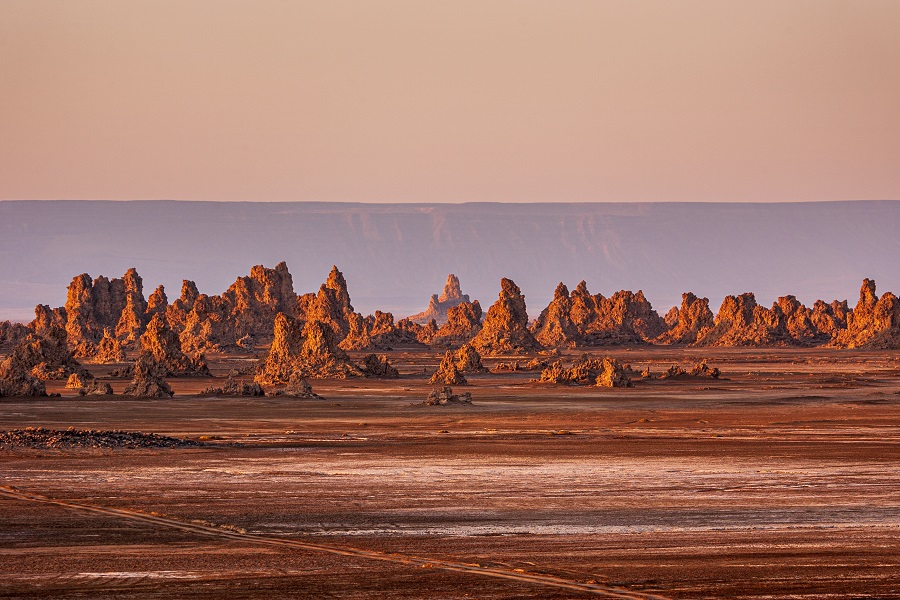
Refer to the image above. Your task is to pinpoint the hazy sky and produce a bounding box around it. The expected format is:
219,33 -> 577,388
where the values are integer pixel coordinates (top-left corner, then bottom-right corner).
2,1 -> 899,202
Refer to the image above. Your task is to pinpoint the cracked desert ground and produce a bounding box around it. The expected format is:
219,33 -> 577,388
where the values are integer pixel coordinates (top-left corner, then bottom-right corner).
2,347 -> 899,599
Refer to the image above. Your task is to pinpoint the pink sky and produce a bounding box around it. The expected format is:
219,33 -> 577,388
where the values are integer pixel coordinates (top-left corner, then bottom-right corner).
2,1 -> 899,202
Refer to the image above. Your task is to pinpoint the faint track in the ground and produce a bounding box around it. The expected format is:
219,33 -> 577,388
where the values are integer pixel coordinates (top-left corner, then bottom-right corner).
0,485 -> 669,599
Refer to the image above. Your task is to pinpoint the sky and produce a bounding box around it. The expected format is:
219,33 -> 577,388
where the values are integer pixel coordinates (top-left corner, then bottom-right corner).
1,1 -> 899,203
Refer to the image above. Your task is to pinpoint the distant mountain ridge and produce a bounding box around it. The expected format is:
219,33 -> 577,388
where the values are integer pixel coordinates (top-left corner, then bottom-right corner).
1,200 -> 898,322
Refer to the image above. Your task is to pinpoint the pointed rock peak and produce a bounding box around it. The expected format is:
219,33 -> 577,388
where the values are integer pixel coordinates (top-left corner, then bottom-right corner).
325,265 -> 352,312
326,265 -> 346,290
860,278 -> 877,305
573,280 -> 590,296
553,282 -> 569,300
147,285 -> 168,313
123,268 -> 143,293
499,278 -> 522,299
438,274 -> 464,303
180,280 -> 200,303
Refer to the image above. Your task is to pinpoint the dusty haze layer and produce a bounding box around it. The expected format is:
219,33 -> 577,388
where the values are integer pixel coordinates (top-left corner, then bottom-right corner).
1,200 -> 898,322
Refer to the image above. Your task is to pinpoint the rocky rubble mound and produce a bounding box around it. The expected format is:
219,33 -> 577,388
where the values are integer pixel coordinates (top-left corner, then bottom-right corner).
255,314 -> 362,383
424,386 -> 472,405
201,376 -> 265,397
123,354 -> 174,398
655,293 -> 715,345
360,354 -> 400,378
659,361 -> 721,380
471,278 -> 541,355
539,356 -> 632,387
77,381 -> 114,396
0,427 -> 204,450
408,274 -> 471,325
430,350 -> 467,385
831,279 -> 900,349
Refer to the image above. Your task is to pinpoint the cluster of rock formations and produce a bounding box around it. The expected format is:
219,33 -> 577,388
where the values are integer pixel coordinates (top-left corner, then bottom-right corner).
408,274 -> 470,324
538,356 -> 632,388
3,262 -> 900,398
424,386 -> 472,406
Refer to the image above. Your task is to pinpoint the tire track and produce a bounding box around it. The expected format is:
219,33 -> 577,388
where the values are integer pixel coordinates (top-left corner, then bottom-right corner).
1,485 -> 668,599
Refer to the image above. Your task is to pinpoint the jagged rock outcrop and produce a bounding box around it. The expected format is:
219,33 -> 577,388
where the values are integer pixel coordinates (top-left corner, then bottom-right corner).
123,354 -> 173,398
430,350 -> 467,385
832,279 -> 900,348
694,293 -> 794,347
655,293 -> 715,345
338,312 -> 373,350
58,269 -> 149,353
811,299 -> 850,338
178,263 -> 297,352
78,381 -> 114,396
454,343 -> 487,373
594,357 -> 632,388
222,262 -> 297,339
471,278 -> 541,355
431,301 -> 483,346
0,370 -> 46,397
774,295 -> 825,345
90,329 -> 126,363
0,327 -> 85,382
0,320 -> 33,351
166,280 -> 200,332
582,288 -> 666,345
408,274 -> 471,325
113,269 -> 149,344
530,281 -> 666,346
146,285 -> 168,317
299,266 -> 354,341
339,311 -> 426,351
30,304 -> 67,340
425,386 -> 472,405
178,294 -> 233,354
530,283 -> 582,347
255,314 -> 362,383
538,356 -> 631,387
200,376 -> 265,397
65,372 -> 92,388
139,314 -> 208,376
360,354 -> 400,378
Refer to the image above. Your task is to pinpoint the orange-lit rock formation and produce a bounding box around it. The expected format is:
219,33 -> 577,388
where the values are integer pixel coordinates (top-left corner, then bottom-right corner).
471,278 -> 541,355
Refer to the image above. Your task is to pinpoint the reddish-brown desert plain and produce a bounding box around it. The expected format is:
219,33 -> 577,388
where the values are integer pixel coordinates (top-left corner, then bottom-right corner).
2,347 -> 899,599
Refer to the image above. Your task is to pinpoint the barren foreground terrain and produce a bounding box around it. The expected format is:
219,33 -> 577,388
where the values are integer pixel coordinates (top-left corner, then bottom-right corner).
2,348 -> 900,598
